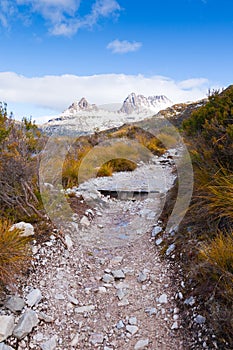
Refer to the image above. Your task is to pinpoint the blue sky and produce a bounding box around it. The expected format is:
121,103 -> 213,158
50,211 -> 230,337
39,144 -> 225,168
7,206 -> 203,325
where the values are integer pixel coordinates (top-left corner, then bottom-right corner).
0,0 -> 233,122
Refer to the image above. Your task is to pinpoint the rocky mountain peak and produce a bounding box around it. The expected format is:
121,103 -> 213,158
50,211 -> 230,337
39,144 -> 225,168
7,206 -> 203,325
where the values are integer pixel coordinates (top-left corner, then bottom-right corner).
119,93 -> 172,114
66,98 -> 98,114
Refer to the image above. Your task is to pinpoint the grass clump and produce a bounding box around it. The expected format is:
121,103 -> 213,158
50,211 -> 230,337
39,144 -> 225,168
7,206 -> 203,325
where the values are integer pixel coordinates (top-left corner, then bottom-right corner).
0,219 -> 31,290
97,158 -> 137,177
97,162 -> 113,177
200,231 -> 233,276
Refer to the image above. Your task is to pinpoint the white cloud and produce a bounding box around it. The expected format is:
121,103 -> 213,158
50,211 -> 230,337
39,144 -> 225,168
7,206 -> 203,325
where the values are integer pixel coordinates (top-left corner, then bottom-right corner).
0,0 -> 121,36
0,0 -> 16,27
178,78 -> 209,89
107,39 -> 142,54
0,71 -> 216,122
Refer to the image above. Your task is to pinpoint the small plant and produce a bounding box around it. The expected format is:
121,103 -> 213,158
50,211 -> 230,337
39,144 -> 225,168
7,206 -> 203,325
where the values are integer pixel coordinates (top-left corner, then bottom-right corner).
0,219 -> 32,289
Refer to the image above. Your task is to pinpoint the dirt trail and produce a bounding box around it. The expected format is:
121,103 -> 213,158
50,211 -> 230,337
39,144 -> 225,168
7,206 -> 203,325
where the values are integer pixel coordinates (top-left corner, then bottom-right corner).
4,154 -> 187,349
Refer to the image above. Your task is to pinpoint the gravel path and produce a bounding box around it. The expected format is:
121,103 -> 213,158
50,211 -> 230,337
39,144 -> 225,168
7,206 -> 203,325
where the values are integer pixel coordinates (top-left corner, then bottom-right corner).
1,154 -> 187,349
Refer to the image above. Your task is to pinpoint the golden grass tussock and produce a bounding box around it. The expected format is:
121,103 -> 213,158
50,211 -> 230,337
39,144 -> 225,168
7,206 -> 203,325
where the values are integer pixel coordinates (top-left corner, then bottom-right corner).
196,167 -> 233,221
0,219 -> 32,289
199,231 -> 233,276
97,162 -> 113,177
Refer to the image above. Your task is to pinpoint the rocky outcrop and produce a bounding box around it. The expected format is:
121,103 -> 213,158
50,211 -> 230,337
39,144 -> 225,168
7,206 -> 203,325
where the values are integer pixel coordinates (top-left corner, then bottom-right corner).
66,97 -> 98,114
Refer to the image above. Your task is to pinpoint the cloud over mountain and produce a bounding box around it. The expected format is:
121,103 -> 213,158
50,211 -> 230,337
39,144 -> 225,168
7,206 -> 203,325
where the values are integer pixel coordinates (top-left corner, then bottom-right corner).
0,72 -> 215,121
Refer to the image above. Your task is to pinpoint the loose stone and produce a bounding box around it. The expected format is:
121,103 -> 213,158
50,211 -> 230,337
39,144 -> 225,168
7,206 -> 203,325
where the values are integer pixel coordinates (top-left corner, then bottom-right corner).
134,338 -> 149,349
89,333 -> 104,345
5,296 -> 25,313
0,316 -> 15,342
13,310 -> 39,340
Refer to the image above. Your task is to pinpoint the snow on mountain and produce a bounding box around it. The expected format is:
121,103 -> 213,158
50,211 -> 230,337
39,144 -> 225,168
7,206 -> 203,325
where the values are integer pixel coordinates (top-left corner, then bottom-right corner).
119,93 -> 172,114
64,97 -> 98,115
42,94 -> 173,136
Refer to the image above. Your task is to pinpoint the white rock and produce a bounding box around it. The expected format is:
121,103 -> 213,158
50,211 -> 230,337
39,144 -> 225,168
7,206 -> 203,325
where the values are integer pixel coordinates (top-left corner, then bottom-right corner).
128,317 -> 137,325
102,274 -> 114,283
0,343 -> 14,350
5,296 -> 25,313
118,298 -> 129,307
137,271 -> 147,283
0,316 -> 15,342
33,333 -> 44,342
145,307 -> 157,316
184,296 -> 195,306
80,216 -> 90,227
117,289 -> 127,300
10,222 -> 34,237
64,235 -> 73,250
37,312 -> 54,323
134,338 -> 149,349
26,289 -> 42,307
67,295 -> 79,305
13,310 -> 39,339
171,321 -> 179,330
126,325 -> 138,335
70,333 -> 79,347
75,305 -> 95,314
155,238 -> 163,245
111,270 -> 125,279
116,320 -> 125,329
158,294 -> 168,304
40,336 -> 57,350
89,333 -> 104,345
151,226 -> 162,237
110,256 -> 123,264
194,315 -> 206,324
166,244 -> 176,256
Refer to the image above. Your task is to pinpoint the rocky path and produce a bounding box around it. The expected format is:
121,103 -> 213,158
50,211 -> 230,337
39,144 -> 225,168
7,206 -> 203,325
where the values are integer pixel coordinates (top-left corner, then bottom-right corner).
0,153 -> 188,350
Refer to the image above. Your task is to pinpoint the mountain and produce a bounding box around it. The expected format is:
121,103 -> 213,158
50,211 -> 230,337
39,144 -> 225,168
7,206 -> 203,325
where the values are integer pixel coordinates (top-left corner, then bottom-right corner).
119,93 -> 172,114
64,98 -> 98,115
42,93 -> 173,136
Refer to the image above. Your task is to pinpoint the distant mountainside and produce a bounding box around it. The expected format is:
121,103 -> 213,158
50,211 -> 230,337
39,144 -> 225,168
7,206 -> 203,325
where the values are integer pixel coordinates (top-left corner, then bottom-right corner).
42,93 -> 173,136
119,93 -> 172,114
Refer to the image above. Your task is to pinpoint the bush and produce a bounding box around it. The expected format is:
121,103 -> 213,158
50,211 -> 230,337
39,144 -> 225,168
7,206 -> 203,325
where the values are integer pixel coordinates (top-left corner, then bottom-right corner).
0,104 -> 45,221
0,219 -> 31,289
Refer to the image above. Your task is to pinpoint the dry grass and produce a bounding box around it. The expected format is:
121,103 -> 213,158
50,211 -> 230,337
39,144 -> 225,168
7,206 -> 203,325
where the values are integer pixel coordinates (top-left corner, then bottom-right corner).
97,162 -> 113,177
201,169 -> 233,221
200,231 -> 233,276
0,219 -> 31,289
